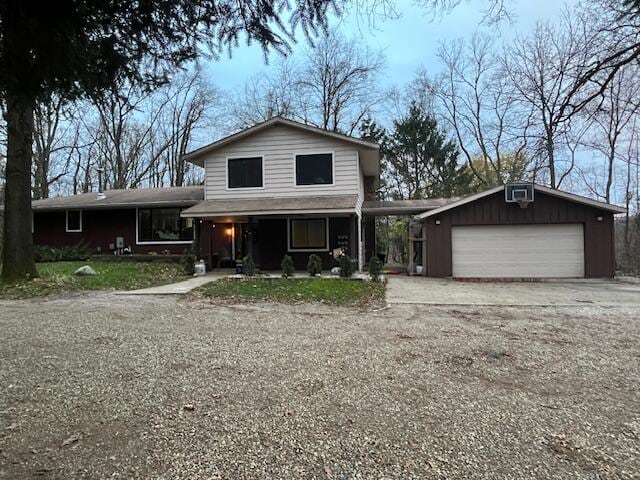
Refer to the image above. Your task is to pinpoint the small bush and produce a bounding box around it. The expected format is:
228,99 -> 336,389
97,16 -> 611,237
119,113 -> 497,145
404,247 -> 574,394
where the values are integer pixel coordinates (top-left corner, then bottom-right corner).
281,255 -> 295,277
368,256 -> 383,282
34,242 -> 92,263
181,249 -> 196,275
243,255 -> 256,276
338,255 -> 354,278
307,254 -> 322,276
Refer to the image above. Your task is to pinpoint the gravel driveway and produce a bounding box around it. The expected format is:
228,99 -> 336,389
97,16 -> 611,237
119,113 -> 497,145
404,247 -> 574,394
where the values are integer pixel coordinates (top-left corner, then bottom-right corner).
1,294 -> 639,479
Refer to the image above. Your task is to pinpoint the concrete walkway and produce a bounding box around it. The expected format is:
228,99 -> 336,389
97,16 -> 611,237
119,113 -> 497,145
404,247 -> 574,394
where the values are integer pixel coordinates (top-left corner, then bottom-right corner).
117,273 -> 225,295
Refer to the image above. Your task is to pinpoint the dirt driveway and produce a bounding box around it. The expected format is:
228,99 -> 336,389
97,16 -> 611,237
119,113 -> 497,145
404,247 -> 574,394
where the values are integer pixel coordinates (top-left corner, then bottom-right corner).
1,293 -> 639,479
386,276 -> 640,306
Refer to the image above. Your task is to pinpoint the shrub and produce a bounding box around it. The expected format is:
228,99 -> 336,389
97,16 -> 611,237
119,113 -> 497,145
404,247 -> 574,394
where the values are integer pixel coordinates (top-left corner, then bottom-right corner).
307,254 -> 322,276
368,256 -> 383,282
243,255 -> 256,276
338,255 -> 354,278
34,242 -> 92,262
181,249 -> 196,275
281,255 -> 295,277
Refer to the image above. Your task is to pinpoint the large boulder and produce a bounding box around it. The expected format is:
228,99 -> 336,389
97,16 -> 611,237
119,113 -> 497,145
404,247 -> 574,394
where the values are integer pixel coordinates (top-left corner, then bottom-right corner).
74,265 -> 97,276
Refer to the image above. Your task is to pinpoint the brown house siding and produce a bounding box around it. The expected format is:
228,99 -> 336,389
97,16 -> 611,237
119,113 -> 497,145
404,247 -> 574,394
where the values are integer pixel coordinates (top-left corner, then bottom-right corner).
33,209 -> 192,255
423,190 -> 616,278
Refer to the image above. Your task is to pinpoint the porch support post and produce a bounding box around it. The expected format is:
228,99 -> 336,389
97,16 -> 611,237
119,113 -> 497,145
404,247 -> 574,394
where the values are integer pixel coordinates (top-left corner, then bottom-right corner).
422,221 -> 428,276
247,216 -> 254,259
408,223 -> 414,276
357,213 -> 363,272
192,218 -> 199,256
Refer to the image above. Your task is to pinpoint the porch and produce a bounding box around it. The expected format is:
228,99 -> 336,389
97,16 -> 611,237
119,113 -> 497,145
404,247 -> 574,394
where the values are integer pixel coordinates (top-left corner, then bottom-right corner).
181,195 -> 365,272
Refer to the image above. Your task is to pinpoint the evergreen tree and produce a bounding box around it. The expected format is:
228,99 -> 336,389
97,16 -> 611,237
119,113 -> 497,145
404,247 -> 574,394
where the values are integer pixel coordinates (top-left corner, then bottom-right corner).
381,102 -> 470,199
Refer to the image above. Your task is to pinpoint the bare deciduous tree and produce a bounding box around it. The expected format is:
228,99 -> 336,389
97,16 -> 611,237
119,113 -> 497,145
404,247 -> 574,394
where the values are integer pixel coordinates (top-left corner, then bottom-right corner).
229,60 -> 300,128
155,68 -> 221,187
229,31 -> 385,135
424,34 -> 530,187
503,13 -> 598,188
582,66 -> 640,203
299,31 -> 385,134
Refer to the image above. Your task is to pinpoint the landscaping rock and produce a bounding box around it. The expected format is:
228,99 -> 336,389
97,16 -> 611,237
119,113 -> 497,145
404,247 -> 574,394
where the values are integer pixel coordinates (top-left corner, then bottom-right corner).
330,267 -> 340,276
74,265 -> 96,276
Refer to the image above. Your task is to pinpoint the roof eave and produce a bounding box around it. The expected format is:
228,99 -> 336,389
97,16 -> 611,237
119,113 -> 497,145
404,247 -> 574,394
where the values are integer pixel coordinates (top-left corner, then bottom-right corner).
416,184 -> 627,220
31,199 -> 201,212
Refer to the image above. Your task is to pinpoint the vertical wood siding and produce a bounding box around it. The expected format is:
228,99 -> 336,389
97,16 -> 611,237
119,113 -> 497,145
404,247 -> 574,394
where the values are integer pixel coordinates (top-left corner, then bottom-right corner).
424,190 -> 617,278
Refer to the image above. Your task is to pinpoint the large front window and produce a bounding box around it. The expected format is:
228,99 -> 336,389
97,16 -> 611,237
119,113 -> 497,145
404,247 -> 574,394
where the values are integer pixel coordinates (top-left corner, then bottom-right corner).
228,156 -> 263,188
137,208 -> 193,243
289,218 -> 328,251
295,153 -> 333,185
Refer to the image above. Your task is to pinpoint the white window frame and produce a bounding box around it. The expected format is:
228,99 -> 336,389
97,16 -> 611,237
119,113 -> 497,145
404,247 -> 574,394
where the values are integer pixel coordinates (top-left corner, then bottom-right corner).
65,209 -> 83,233
287,217 -> 330,252
135,207 -> 194,245
293,151 -> 335,187
226,155 -> 265,190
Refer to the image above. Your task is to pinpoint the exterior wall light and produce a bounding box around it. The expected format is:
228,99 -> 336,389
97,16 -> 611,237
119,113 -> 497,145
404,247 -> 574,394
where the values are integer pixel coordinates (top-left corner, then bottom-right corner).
596,216 -> 603,222
435,219 -> 441,225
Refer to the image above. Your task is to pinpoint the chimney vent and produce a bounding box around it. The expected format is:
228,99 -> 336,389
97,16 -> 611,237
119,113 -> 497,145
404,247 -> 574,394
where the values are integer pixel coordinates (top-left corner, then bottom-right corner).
97,168 -> 106,199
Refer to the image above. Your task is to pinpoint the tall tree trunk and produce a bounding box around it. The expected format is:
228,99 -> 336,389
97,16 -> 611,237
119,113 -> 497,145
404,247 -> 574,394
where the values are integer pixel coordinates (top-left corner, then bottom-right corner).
547,131 -> 556,189
2,92 -> 38,281
605,149 -> 615,204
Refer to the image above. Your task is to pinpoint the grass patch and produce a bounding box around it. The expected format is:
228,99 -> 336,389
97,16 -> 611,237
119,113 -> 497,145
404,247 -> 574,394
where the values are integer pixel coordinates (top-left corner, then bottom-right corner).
192,277 -> 386,307
0,261 -> 186,299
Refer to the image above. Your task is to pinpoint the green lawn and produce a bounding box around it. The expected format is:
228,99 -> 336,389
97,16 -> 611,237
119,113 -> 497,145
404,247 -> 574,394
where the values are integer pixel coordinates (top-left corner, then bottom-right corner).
0,261 -> 186,299
192,277 -> 386,307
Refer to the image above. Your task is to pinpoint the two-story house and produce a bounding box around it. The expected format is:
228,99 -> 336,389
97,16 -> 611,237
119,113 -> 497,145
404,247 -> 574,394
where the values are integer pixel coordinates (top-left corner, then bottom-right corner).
28,116 -> 626,277
180,117 -> 380,271
29,117 -> 383,272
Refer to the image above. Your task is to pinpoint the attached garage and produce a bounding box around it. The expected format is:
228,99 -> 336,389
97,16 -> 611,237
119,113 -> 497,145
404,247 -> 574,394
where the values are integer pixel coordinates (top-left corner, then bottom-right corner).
416,184 -> 626,279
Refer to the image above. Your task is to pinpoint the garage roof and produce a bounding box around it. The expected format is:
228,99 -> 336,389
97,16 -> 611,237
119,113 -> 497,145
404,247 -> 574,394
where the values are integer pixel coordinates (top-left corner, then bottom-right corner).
415,184 -> 627,220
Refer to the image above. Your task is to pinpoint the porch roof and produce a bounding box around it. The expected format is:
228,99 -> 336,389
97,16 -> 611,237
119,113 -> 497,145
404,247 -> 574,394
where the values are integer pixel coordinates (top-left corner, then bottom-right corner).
361,198 -> 456,216
180,194 -> 359,218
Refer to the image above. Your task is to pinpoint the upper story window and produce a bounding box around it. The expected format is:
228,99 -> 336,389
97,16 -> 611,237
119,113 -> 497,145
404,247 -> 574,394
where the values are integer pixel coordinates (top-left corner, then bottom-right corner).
295,153 -> 333,186
66,210 -> 82,232
227,156 -> 263,189
137,208 -> 193,243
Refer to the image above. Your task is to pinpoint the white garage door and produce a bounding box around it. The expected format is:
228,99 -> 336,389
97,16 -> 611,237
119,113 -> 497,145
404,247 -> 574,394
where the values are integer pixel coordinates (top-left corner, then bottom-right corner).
451,224 -> 585,278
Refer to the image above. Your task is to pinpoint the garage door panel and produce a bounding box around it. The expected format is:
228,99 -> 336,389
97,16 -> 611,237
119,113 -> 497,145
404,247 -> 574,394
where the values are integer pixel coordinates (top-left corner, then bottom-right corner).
452,224 -> 584,278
